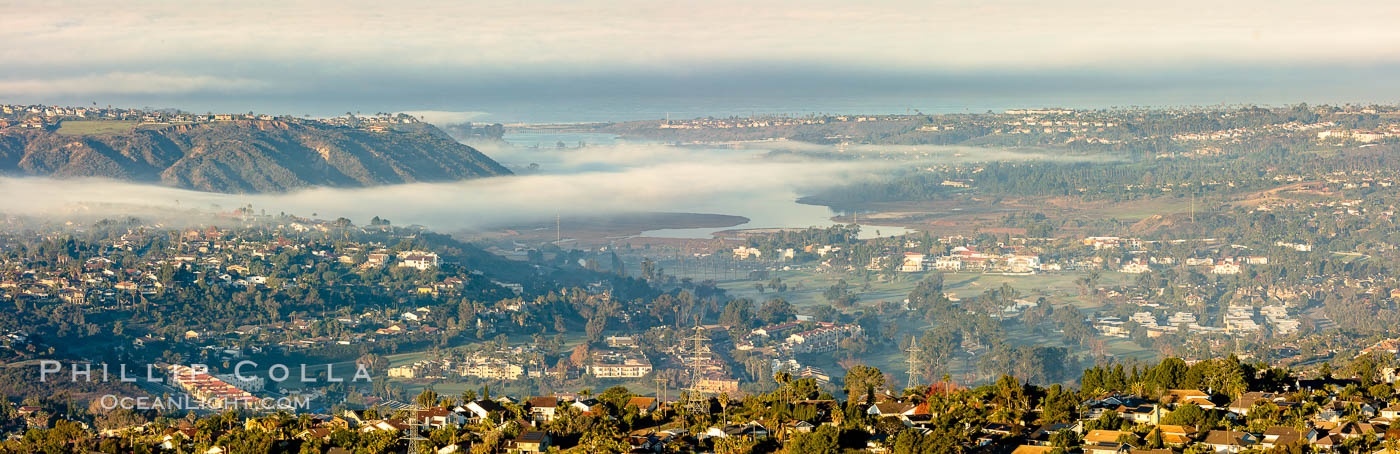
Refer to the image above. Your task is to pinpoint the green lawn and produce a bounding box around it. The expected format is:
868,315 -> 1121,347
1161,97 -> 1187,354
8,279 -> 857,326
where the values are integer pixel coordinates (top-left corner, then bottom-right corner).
56,120 -> 138,136
718,267 -> 1131,313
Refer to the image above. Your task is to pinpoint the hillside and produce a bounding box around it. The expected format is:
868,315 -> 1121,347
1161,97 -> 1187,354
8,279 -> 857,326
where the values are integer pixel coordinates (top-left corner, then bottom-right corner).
0,120 -> 511,193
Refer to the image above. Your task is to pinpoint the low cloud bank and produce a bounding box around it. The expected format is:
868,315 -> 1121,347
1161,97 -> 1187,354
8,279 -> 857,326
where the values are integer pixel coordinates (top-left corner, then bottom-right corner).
0,140 -> 1097,231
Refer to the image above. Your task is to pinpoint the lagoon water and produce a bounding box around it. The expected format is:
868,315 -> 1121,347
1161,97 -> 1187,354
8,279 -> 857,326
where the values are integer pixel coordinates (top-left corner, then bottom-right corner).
499,131 -> 913,239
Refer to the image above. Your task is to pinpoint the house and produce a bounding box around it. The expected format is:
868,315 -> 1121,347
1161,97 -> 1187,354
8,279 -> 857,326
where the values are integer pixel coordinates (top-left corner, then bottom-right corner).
1261,426 -> 1314,449
506,431 -> 550,454
1160,389 -> 1214,409
1200,430 -> 1256,453
1028,422 -> 1082,445
571,398 -> 603,415
464,399 -> 506,422
703,421 -> 769,440
1083,441 -> 1130,454
1312,433 -> 1344,451
786,420 -> 815,433
867,401 -> 917,419
528,397 -> 559,423
1155,425 -> 1196,446
1010,446 -> 1057,454
1227,392 -> 1280,415
359,419 -> 409,433
1084,430 -> 1135,445
1332,421 -> 1380,439
981,422 -> 1014,437
297,428 -> 334,442
625,396 -> 658,415
1115,403 -> 1162,424
415,407 -> 466,429
161,428 -> 199,450
1382,403 -> 1400,420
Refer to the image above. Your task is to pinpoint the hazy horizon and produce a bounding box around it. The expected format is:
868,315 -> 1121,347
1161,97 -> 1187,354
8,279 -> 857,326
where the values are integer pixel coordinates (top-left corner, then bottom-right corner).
5,1 -> 1400,122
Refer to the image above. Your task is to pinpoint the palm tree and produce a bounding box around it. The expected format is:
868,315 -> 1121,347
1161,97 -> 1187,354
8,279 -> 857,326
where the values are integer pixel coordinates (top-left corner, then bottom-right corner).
717,392 -> 731,427
774,371 -> 793,403
677,390 -> 691,426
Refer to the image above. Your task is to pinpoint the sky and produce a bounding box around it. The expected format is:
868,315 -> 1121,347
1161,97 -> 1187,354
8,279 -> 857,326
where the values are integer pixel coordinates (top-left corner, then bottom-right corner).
4,0 -> 1400,122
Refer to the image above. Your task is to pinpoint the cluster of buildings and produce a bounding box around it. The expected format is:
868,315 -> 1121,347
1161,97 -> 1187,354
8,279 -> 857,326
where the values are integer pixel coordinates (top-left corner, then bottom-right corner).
0,103 -> 421,133
587,348 -> 654,379
1101,304 -> 1300,339
657,114 -> 891,130
1171,121 -> 1335,144
1317,127 -> 1400,143
925,247 -> 1042,274
388,348 -> 542,381
738,320 -> 865,355
1118,256 -> 1267,275
166,365 -> 260,410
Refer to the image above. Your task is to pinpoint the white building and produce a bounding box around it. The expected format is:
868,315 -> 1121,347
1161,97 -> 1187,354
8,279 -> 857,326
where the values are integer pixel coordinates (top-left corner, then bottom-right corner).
899,253 -> 926,272
397,252 -> 440,271
1006,255 -> 1041,273
933,256 -> 963,271
733,246 -> 762,259
1212,263 -> 1242,275
1120,262 -> 1151,274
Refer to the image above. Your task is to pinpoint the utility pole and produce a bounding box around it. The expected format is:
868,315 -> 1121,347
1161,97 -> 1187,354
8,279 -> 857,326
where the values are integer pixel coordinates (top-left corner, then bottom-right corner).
1190,192 -> 1196,224
654,377 -> 668,403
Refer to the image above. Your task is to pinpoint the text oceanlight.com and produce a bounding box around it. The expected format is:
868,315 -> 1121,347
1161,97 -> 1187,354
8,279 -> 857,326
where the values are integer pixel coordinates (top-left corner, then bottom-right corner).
96,395 -> 314,411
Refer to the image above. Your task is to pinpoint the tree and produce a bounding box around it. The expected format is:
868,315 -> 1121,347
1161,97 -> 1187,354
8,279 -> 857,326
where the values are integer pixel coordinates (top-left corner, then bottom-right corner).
1162,403 -> 1209,427
1049,429 -> 1080,448
875,416 -> 907,435
758,298 -> 796,324
416,388 -> 439,408
789,425 -> 841,454
570,344 -> 590,368
580,422 -> 629,454
717,392 -> 731,427
1146,428 -> 1165,449
843,365 -> 885,403
823,280 -> 857,307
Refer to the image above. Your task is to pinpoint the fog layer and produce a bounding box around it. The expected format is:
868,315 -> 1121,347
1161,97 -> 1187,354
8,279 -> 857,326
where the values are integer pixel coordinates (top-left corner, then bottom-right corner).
0,140 -> 1085,231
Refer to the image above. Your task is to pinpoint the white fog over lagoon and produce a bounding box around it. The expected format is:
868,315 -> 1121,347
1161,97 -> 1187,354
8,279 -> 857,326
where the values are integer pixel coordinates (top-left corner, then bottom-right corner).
0,135 -> 1102,238
0,140 -> 888,235
492,131 -> 914,239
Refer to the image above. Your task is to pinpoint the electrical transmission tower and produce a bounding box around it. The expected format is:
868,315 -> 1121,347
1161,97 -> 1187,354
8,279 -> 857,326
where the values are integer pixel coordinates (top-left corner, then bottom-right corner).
682,324 -> 713,411
403,403 -> 427,454
905,335 -> 922,388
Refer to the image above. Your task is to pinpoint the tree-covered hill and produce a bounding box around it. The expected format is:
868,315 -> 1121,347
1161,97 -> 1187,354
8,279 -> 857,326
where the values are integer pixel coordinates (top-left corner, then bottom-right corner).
0,120 -> 511,193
